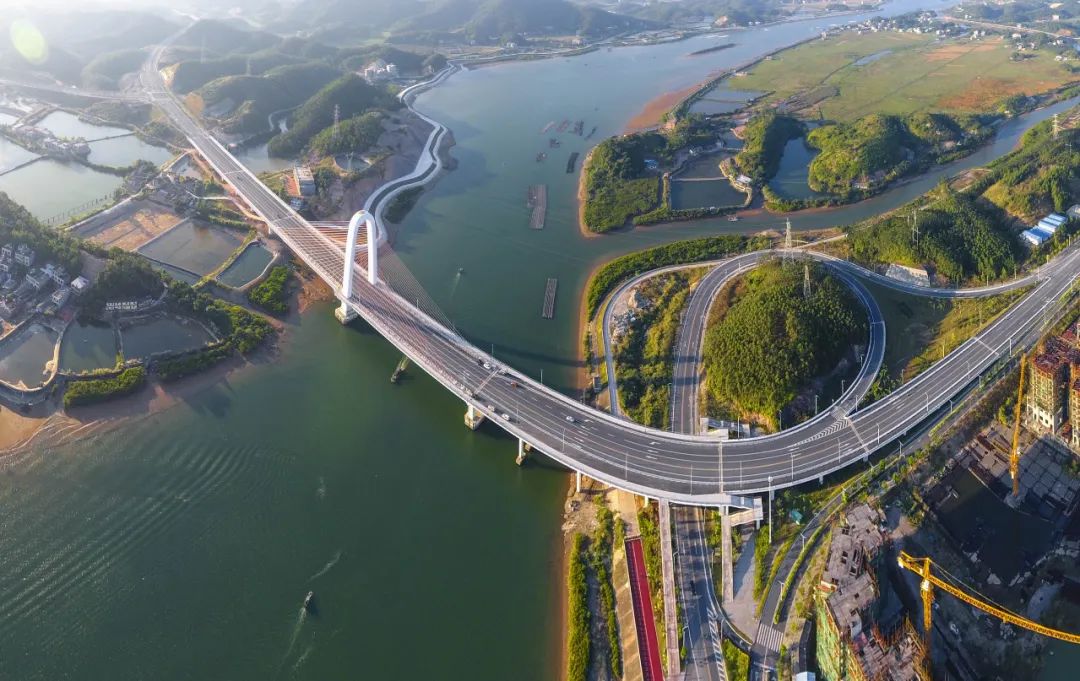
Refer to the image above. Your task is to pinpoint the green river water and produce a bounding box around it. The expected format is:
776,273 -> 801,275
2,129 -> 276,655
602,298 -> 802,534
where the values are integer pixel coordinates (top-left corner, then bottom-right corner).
5,0 -> 1080,676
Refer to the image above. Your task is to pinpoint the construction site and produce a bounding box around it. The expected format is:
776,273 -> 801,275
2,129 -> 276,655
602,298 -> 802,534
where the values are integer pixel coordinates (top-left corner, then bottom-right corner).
805,321 -> 1080,680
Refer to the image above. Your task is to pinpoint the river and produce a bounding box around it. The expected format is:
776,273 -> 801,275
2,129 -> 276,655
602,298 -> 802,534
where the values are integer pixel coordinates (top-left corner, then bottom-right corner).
2,0 -> 1073,677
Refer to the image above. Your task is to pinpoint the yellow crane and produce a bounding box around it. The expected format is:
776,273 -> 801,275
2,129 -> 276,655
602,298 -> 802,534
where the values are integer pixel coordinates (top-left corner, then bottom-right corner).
897,551 -> 1080,655
1010,354 -> 1027,497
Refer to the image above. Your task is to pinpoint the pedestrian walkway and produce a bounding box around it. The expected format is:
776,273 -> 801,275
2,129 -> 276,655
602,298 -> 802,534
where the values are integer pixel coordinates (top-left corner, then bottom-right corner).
613,540 -> 644,681
755,622 -> 783,654
627,537 -> 664,681
723,529 -> 759,639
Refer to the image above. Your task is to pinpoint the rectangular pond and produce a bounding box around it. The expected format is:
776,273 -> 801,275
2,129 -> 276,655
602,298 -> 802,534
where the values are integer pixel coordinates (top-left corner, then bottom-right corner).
138,221 -> 244,277
217,244 -> 273,288
0,323 -> 57,389
59,321 -> 117,373
670,178 -> 746,210
688,85 -> 765,116
88,136 -> 173,169
121,317 -> 213,360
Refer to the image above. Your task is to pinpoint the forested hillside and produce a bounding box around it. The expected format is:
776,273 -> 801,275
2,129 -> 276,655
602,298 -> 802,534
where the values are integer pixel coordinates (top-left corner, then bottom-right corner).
268,75 -> 400,157
702,261 -> 865,430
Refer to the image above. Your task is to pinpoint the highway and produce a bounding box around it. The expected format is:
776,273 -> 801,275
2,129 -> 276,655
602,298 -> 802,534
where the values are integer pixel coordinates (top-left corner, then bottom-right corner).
142,43 -> 1080,507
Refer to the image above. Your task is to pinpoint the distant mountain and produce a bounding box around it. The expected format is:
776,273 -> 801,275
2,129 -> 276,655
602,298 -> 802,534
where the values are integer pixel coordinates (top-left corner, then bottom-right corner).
0,9 -> 178,86
268,0 -> 654,44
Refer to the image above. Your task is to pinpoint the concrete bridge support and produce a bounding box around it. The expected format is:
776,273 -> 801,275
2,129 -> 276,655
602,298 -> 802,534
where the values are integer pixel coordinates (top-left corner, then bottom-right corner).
336,209 -> 379,323
516,438 -> 531,466
464,403 -> 485,430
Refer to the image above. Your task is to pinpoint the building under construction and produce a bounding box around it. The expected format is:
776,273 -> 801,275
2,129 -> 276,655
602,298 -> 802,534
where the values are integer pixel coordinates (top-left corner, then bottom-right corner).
814,504 -> 928,681
1025,326 -> 1080,448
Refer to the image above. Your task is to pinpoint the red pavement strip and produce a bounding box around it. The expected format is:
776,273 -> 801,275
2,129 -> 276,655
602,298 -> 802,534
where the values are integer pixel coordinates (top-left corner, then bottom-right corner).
626,536 -> 664,681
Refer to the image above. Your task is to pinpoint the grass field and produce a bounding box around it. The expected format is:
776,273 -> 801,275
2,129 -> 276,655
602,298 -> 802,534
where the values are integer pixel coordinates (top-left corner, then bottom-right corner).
862,280 -> 1027,382
732,32 -> 1078,121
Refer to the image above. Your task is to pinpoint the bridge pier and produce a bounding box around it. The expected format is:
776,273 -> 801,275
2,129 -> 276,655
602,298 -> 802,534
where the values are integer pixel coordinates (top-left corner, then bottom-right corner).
575,471 -> 583,494
334,301 -> 358,324
516,438 -> 531,466
464,403 -> 485,430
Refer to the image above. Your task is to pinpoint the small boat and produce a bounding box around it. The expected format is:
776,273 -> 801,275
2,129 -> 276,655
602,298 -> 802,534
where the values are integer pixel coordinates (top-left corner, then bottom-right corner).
727,215 -> 739,222
457,267 -> 465,274
303,591 -> 317,614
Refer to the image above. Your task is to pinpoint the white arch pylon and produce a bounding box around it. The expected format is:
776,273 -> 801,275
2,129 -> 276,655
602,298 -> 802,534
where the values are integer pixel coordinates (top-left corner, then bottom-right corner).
342,209 -> 379,301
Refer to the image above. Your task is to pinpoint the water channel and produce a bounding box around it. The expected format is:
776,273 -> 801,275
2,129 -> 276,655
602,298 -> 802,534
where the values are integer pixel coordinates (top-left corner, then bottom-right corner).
3,0 -> 1077,676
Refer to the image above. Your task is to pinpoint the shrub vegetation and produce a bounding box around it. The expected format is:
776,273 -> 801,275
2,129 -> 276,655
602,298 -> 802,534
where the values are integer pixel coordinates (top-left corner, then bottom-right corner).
64,367 -> 146,408
247,266 -> 291,314
566,533 -> 590,681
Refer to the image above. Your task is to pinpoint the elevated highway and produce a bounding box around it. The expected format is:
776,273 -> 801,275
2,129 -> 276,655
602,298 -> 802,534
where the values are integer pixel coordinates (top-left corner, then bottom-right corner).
141,46 -> 1080,507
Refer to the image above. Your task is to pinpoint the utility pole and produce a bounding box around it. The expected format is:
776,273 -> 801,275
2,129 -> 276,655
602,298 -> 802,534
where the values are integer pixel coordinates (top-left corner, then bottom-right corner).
784,218 -> 793,259
332,104 -> 341,142
1054,112 -> 1060,141
804,263 -> 811,299
768,476 -> 773,544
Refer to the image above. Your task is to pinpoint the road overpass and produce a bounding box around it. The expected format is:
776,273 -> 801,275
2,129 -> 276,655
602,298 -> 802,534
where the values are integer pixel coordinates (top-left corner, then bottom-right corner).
141,46 -> 1080,509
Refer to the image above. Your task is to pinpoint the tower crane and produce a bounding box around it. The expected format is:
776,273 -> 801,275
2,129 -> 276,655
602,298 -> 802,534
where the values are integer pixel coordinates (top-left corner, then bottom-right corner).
897,551 -> 1080,657
1010,354 -> 1027,498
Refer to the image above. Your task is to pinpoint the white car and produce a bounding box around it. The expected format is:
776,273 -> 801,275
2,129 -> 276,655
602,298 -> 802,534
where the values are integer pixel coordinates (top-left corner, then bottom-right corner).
483,362 -> 492,370
565,416 -> 576,423
501,413 -> 511,422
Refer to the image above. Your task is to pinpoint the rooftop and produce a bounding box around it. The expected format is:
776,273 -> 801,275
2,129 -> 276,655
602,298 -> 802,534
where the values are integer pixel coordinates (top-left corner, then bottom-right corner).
821,504 -> 886,590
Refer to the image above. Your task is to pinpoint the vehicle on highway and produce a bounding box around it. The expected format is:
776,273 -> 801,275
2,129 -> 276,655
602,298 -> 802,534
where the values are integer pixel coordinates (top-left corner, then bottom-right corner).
483,362 -> 492,370
486,404 -> 496,412
565,415 -> 576,423
500,413 -> 511,422
510,381 -> 520,388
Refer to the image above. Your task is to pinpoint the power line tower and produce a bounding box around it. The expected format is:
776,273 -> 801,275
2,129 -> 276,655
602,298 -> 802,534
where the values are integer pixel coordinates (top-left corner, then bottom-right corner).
803,263 -> 811,299
332,104 -> 341,142
784,218 -> 793,260
1054,113 -> 1060,141
911,208 -> 919,244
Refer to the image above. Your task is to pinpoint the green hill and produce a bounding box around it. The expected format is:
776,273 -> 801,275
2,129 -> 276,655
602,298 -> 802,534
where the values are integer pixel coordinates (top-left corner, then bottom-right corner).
81,49 -> 147,90
198,63 -> 344,135
806,112 -> 990,194
268,74 -> 400,157
848,183 -> 1019,284
702,260 -> 864,429
310,111 -> 386,156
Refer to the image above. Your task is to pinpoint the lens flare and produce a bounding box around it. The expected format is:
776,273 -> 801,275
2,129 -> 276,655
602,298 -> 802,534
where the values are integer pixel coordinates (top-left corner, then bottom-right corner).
10,19 -> 48,66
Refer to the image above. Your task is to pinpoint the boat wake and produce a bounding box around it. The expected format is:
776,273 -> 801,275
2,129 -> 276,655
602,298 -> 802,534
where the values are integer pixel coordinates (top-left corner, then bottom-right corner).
309,550 -> 342,581
277,603 -> 308,674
